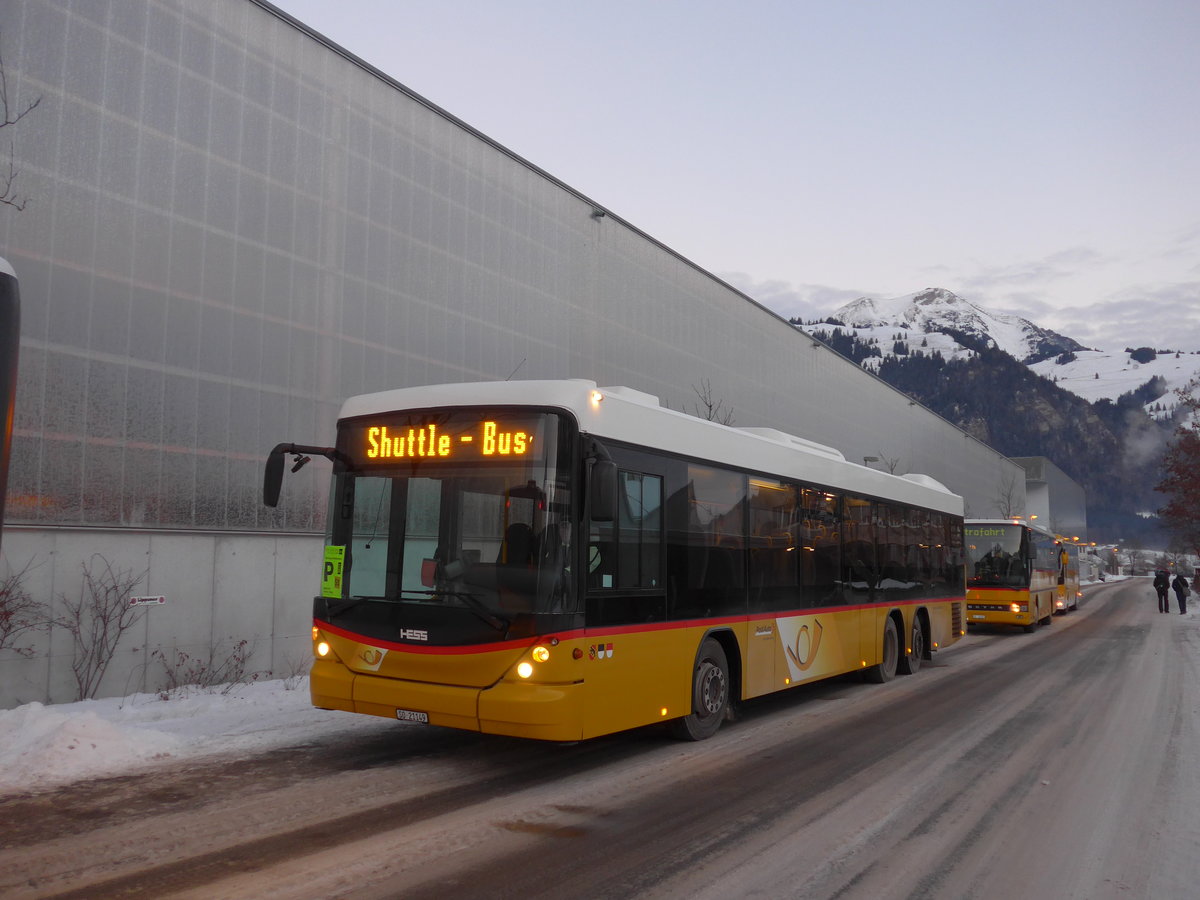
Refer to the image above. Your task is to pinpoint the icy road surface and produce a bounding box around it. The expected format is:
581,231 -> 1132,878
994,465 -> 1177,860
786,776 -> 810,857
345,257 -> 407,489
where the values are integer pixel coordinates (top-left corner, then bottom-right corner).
2,577 -> 1199,899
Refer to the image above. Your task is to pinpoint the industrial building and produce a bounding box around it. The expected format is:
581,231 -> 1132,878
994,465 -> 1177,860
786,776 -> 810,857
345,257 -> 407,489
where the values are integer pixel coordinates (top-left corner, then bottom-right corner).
1010,456 -> 1088,541
0,0 -> 1027,706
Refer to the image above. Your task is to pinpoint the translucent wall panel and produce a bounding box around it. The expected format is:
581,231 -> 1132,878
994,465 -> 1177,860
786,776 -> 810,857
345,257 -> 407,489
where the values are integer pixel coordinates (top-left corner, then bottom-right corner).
2,0 -> 1015,537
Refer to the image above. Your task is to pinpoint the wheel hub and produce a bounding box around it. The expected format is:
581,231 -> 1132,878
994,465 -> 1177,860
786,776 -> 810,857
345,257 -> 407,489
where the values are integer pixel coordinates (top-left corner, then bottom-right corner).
697,661 -> 727,716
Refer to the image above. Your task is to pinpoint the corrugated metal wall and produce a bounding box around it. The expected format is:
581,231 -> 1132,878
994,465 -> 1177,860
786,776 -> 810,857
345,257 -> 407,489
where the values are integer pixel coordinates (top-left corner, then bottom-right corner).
0,0 -> 1024,705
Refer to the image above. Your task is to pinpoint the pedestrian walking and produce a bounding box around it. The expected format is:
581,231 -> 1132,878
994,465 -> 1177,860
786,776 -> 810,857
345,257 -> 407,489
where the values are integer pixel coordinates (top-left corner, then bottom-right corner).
1154,569 -> 1171,613
1172,572 -> 1190,614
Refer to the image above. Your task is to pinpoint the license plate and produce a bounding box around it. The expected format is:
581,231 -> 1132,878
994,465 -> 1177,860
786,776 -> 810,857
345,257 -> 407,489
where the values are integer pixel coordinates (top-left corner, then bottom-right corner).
970,614 -> 986,620
395,708 -> 429,724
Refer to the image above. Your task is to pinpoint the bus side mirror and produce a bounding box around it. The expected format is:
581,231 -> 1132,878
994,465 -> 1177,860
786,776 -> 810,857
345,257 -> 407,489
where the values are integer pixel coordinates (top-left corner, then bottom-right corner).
263,444 -> 287,507
263,443 -> 345,508
589,460 -> 616,522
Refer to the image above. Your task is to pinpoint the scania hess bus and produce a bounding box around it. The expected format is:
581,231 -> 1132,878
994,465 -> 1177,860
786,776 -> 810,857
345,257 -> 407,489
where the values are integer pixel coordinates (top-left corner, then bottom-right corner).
264,380 -> 967,741
965,518 -> 1062,632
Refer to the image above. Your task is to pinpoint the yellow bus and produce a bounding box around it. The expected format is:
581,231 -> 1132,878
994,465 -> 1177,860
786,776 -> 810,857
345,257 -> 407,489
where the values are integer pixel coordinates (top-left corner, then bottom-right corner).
965,519 -> 1061,632
1054,540 -> 1082,614
264,380 -> 966,741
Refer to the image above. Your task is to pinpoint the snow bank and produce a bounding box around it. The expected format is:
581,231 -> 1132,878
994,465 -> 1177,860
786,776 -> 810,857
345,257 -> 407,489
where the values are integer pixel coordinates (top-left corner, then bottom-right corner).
0,702 -> 183,791
0,678 -> 381,795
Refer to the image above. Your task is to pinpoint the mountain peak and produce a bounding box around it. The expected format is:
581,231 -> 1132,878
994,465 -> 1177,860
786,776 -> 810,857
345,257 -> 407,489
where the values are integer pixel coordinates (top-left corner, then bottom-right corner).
830,288 -> 1084,364
910,287 -> 961,307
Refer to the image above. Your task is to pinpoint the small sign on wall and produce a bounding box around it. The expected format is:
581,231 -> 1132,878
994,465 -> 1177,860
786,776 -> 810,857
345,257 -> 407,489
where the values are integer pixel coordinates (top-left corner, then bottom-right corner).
128,595 -> 166,607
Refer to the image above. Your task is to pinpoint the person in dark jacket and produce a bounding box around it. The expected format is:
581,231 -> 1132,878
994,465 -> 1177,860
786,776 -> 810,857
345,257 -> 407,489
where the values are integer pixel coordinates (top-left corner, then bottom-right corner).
1172,573 -> 1190,615
1154,569 -> 1171,613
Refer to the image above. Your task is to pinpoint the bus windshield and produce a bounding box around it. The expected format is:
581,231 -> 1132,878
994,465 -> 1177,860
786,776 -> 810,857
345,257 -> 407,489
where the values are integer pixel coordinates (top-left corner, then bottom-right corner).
965,523 -> 1027,589
323,410 -> 576,640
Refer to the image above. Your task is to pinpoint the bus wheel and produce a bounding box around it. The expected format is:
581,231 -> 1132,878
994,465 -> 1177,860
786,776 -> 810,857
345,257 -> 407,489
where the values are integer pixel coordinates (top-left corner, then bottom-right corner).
669,638 -> 730,741
865,617 -> 899,684
898,616 -> 924,675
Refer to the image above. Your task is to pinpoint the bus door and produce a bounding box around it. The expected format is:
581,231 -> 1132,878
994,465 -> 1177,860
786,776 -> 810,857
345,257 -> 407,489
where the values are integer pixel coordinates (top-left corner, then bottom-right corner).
746,478 -> 801,696
583,451 -> 671,733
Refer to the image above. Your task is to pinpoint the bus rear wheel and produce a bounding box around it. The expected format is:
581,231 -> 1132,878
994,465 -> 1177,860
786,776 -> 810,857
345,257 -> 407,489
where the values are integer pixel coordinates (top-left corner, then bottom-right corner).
865,617 -> 899,684
897,616 -> 924,675
669,637 -> 730,741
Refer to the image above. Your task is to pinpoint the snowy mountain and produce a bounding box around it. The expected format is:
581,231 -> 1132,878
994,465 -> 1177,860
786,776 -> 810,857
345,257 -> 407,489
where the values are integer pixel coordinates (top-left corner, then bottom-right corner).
1029,349 -> 1200,419
807,288 -> 1200,420
833,288 -> 1085,364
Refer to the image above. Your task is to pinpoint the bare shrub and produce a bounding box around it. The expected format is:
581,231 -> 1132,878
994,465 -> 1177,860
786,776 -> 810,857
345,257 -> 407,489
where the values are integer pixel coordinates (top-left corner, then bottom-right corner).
152,638 -> 269,698
279,651 -> 311,691
0,34 -> 42,211
0,558 -> 48,656
59,554 -> 149,700
691,378 -> 735,425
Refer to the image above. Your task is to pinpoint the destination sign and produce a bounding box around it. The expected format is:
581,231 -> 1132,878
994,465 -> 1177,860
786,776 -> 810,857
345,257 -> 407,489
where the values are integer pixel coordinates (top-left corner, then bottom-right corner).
346,419 -> 537,463
964,526 -> 1012,538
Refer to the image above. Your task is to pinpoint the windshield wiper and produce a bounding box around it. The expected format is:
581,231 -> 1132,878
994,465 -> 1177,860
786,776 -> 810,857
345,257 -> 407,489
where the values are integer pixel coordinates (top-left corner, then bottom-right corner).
326,595 -> 390,616
426,589 -> 509,631
327,591 -> 509,632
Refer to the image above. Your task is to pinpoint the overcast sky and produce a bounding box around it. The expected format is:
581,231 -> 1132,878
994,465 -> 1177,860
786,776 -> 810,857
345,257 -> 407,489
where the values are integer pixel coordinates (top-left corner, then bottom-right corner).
274,0 -> 1200,352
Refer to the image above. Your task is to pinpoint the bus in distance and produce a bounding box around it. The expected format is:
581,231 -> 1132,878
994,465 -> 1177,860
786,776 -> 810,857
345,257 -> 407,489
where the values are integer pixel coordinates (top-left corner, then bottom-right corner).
1054,540 -> 1082,614
264,380 -> 967,742
965,519 -> 1061,632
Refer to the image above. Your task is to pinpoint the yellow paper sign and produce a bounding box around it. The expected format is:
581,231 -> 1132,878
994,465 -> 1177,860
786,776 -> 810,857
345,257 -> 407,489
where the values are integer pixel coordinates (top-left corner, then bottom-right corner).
322,545 -> 345,598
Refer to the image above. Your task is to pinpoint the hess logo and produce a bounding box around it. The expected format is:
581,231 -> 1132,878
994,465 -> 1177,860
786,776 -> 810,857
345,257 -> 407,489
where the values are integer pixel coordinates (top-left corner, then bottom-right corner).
398,628 -> 428,642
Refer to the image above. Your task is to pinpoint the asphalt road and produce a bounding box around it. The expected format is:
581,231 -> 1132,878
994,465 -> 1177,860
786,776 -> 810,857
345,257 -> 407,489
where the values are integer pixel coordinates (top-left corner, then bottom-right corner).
2,577 -> 1198,899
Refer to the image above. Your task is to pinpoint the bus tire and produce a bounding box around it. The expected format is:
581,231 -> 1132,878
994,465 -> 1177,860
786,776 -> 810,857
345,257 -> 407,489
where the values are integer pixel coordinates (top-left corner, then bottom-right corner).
865,617 -> 899,684
897,615 -> 924,675
669,637 -> 730,741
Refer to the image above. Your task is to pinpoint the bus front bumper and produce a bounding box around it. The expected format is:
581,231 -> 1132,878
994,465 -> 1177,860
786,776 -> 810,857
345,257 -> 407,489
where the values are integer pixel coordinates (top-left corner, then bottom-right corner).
966,603 -> 1032,627
311,659 -> 585,741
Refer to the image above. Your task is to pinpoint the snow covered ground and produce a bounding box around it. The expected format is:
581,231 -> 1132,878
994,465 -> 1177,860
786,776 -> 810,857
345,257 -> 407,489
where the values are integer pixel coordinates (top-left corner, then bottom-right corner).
0,575 -> 1141,798
0,676 -> 392,796
5,575 -> 1196,900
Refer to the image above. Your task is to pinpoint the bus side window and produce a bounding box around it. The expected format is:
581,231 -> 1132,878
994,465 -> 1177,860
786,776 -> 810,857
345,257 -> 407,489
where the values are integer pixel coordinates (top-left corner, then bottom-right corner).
671,464 -> 746,619
586,469 -> 663,591
616,471 -> 662,590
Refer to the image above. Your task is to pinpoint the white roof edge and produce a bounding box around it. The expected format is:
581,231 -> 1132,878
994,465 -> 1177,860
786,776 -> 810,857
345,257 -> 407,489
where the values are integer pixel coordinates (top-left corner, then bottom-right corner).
335,380 -> 964,515
899,472 -> 953,494
597,385 -> 661,407
736,427 -> 845,462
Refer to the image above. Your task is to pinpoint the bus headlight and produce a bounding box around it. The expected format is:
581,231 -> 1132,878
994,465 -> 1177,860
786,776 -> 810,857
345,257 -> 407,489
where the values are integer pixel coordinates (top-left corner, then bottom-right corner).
531,645 -> 550,663
517,661 -> 534,679
316,641 -> 331,657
